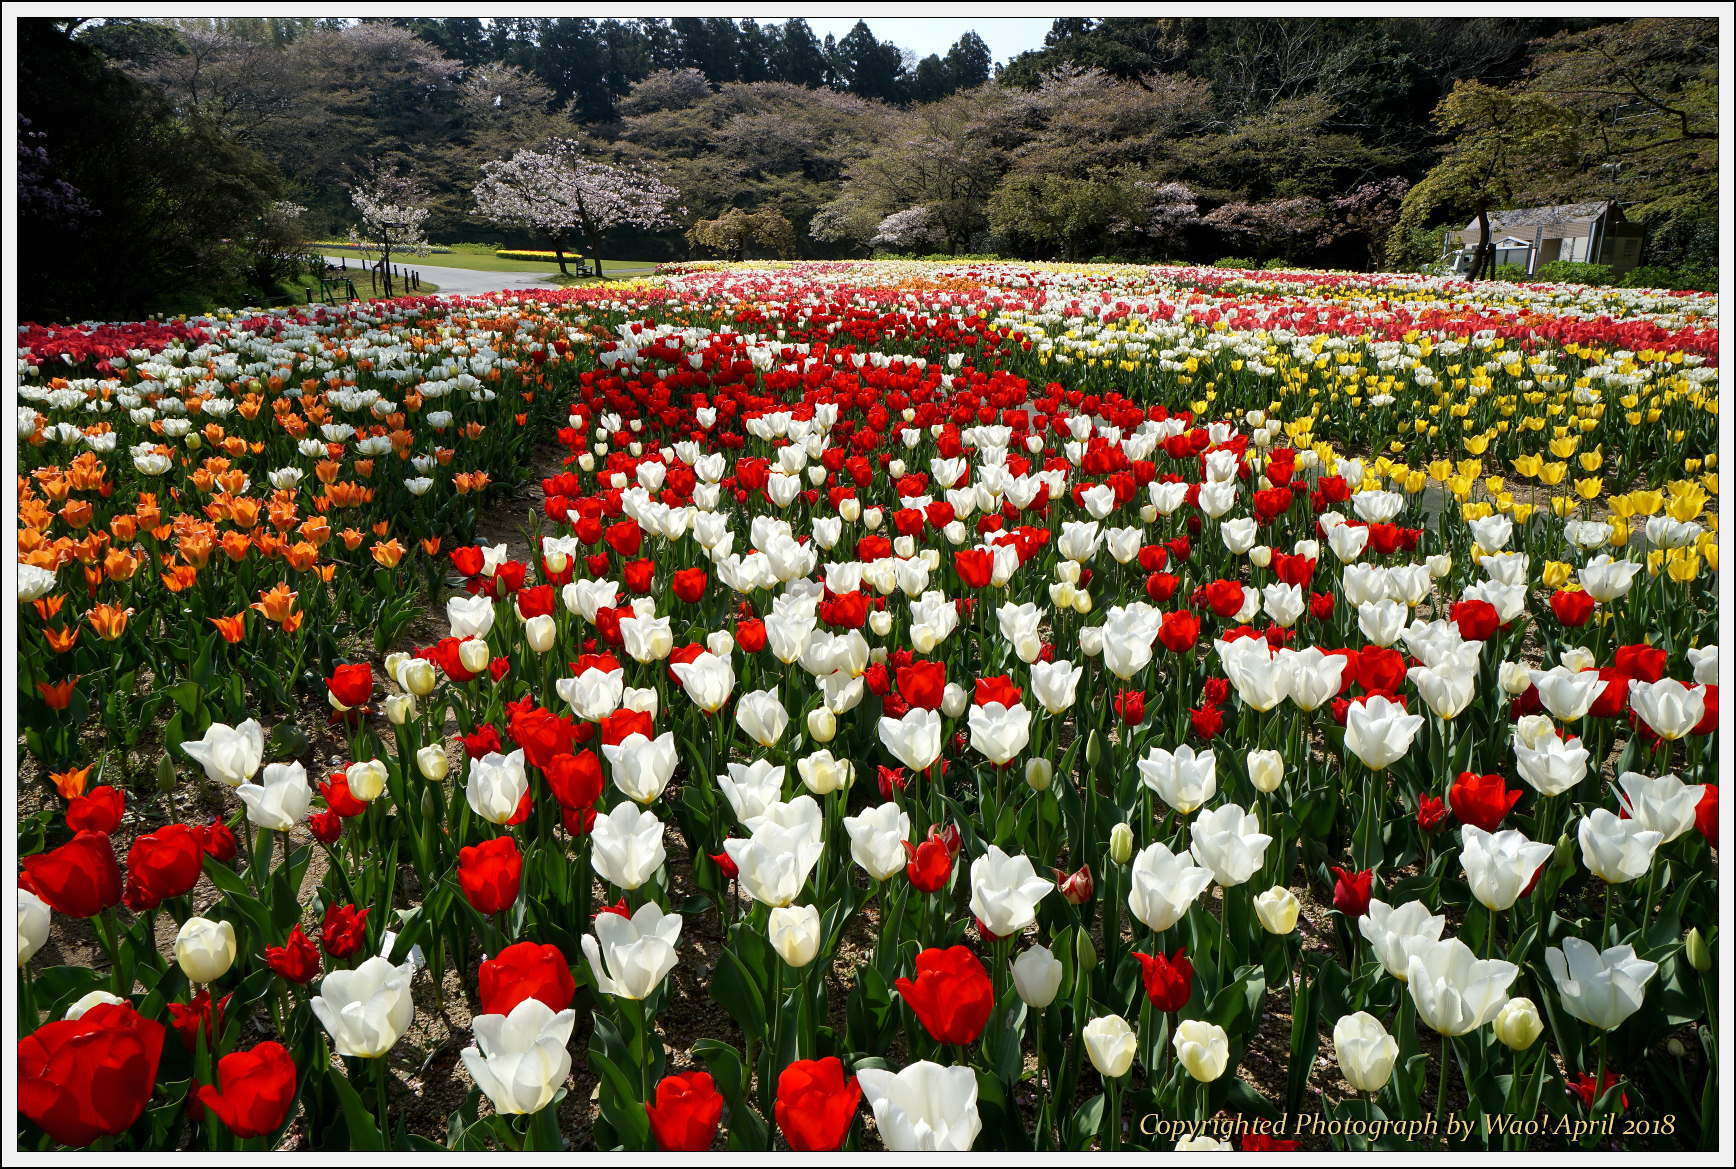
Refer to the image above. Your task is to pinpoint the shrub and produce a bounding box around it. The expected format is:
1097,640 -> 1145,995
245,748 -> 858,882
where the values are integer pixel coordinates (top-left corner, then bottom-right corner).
1489,263 -> 1531,282
1211,257 -> 1257,269
494,249 -> 570,263
1532,261 -> 1615,286
1618,264 -> 1717,293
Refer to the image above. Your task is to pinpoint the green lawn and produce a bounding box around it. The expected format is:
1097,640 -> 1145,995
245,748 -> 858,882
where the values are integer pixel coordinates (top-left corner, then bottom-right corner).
315,241 -> 661,277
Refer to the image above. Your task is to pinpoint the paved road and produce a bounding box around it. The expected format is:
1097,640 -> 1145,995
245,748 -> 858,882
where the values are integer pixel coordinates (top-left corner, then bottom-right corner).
320,256 -> 663,297
320,256 -> 563,297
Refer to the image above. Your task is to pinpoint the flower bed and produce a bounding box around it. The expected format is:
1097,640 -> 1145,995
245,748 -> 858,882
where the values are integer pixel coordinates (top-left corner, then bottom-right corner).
15,261 -> 1720,1152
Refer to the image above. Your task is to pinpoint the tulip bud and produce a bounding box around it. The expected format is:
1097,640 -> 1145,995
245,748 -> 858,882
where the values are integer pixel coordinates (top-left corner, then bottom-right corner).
65,990 -> 128,1019
384,652 -> 409,680
396,657 -> 437,697
806,706 -> 836,743
839,497 -> 861,522
1071,591 -> 1092,616
416,744 -> 450,781
1173,1018 -> 1230,1082
524,614 -> 556,654
1246,748 -> 1284,793
862,506 -> 883,531
1074,928 -> 1097,973
1012,944 -> 1063,1009
383,693 -> 417,726
1084,1014 -> 1137,1078
768,904 -> 822,968
1139,504 -> 1158,524
420,786 -> 436,823
1333,1012 -> 1398,1092
1667,1036 -> 1687,1057
458,638 -> 491,675
1427,553 -> 1453,578
940,683 -> 968,719
1025,758 -> 1053,792
1249,544 -> 1272,568
1086,731 -> 1104,769
1685,927 -> 1711,971
1497,660 -> 1532,696
346,759 -> 388,802
1253,886 -> 1300,934
869,609 -> 893,637
175,917 -> 237,983
1493,997 -> 1543,1050
1109,822 -> 1133,865
706,629 -> 734,657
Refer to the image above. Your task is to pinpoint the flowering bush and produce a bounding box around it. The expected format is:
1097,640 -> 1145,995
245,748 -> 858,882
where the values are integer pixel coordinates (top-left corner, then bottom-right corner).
14,260 -> 1720,1152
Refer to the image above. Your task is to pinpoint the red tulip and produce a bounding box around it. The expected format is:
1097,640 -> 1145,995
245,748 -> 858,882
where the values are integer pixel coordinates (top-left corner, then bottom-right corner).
1449,599 -> 1500,642
1157,609 -> 1200,653
20,830 -> 122,918
196,1040 -> 297,1138
308,809 -> 342,844
896,945 -> 994,1045
543,749 -> 604,811
319,903 -> 369,958
775,1056 -> 861,1151
458,835 -> 523,916
200,817 -> 238,863
18,1002 -> 166,1147
953,548 -> 993,588
671,566 -> 708,603
1447,771 -> 1523,832
972,674 -> 1021,708
1611,643 -> 1667,684
1695,784 -> 1717,847
478,941 -> 577,1016
903,830 -> 954,893
1133,948 -> 1194,1012
1416,794 -> 1450,833
645,1071 -> 723,1151
1331,866 -> 1374,918
122,822 -> 205,913
65,785 -> 125,834
1113,689 -> 1146,725
263,925 -> 321,984
1548,588 -> 1596,627
896,660 -> 947,711
1055,864 -> 1094,905
167,988 -> 229,1051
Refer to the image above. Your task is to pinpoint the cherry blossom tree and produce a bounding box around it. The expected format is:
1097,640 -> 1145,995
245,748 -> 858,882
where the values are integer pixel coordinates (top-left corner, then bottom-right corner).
473,139 -> 681,277
870,205 -> 945,253
347,162 -> 431,297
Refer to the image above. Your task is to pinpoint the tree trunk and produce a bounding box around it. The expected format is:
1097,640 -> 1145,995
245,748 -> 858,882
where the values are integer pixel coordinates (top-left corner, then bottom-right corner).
551,239 -> 569,276
1467,206 -> 1493,282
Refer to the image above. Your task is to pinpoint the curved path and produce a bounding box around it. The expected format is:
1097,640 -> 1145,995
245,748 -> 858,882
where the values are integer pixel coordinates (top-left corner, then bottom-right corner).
320,256 -> 565,297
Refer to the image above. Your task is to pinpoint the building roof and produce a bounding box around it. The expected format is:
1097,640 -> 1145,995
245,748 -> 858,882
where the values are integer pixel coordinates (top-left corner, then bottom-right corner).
1463,201 -> 1612,234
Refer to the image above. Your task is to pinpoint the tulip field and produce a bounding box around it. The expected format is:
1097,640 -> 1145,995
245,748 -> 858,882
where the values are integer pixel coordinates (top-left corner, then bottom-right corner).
13,260 -> 1723,1152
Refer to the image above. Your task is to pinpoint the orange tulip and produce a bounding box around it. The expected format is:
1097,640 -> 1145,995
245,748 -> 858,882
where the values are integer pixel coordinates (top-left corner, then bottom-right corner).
283,541 -> 321,572
103,548 -> 142,582
210,612 -> 248,643
253,583 -> 299,623
37,678 -> 78,710
161,563 -> 200,592
281,610 -> 305,634
33,595 -> 67,621
50,764 -> 93,799
339,527 -> 365,551
86,603 -> 135,640
371,539 -> 406,568
43,626 -> 80,653
59,499 -> 94,529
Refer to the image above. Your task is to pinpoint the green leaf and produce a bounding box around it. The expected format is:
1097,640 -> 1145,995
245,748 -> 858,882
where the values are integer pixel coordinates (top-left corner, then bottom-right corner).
327,1063 -> 386,1151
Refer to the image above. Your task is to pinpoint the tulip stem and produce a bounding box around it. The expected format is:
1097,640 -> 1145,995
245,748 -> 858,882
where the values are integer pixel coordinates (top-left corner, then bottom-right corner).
1435,1038 -> 1453,1148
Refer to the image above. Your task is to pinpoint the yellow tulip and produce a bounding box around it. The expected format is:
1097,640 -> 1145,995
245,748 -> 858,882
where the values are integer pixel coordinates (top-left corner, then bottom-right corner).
1542,561 -> 1574,588
1574,478 -> 1602,501
1538,462 -> 1568,486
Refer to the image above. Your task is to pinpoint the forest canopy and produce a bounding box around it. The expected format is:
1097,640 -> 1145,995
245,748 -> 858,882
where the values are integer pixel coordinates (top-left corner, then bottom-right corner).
17,15 -> 1720,320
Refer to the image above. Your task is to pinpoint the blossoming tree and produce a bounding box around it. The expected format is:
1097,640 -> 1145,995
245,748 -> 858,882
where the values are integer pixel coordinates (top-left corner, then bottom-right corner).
473,139 -> 681,277
346,162 -> 431,297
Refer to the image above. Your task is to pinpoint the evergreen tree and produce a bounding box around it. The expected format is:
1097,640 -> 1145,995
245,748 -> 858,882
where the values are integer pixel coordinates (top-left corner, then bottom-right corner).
943,32 -> 992,92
